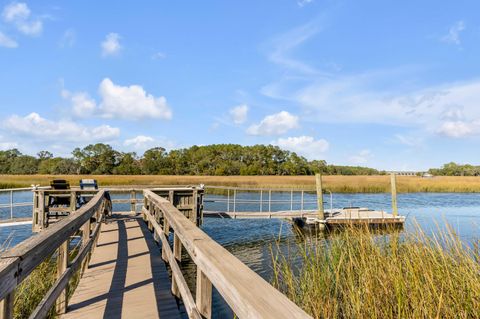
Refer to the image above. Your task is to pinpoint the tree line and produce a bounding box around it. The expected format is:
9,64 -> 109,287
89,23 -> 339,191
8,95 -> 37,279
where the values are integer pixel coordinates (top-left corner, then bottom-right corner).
0,143 -> 384,176
428,162 -> 480,176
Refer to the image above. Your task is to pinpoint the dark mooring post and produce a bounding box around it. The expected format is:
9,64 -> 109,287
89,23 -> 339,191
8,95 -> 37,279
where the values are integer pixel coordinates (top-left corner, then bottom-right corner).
390,173 -> 398,217
315,173 -> 325,220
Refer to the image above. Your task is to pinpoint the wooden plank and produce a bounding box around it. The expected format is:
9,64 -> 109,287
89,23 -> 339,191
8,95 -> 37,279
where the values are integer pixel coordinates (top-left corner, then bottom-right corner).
144,190 -> 312,319
196,270 -> 212,319
65,212 -> 181,319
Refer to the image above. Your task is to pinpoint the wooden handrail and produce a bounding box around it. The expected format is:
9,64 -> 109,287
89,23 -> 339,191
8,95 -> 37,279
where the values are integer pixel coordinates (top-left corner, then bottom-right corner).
0,190 -> 108,319
143,190 -> 311,319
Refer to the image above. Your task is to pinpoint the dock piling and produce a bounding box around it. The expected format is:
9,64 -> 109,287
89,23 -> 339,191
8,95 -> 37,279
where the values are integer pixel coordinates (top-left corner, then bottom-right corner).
315,174 -> 325,220
391,173 -> 398,217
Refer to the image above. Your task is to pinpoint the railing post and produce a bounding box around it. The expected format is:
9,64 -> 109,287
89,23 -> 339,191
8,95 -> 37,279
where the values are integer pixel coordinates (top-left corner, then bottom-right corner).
268,190 -> 271,212
316,174 -> 325,220
56,240 -> 69,314
290,190 -> 293,211
162,217 -> 170,261
82,218 -> 91,270
260,190 -> 263,212
391,173 -> 398,217
171,234 -> 182,298
301,190 -> 304,212
9,190 -> 13,220
130,190 -> 136,213
196,269 -> 212,319
227,189 -> 230,212
0,288 -> 15,319
233,190 -> 236,213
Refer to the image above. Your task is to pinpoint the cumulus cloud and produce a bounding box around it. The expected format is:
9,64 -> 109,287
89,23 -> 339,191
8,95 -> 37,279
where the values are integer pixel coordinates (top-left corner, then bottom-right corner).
62,89 -> 97,118
0,31 -> 17,48
247,111 -> 299,136
101,33 -> 121,56
274,135 -> 328,159
2,2 -> 43,36
436,120 -> 479,138
124,135 -> 155,149
3,112 -> 120,142
229,104 -> 248,124
441,20 -> 465,45
99,78 -> 172,120
349,149 -> 372,164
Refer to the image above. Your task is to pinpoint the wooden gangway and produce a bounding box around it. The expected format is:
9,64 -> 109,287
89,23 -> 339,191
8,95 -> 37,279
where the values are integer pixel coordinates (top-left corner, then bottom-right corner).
0,188 -> 311,319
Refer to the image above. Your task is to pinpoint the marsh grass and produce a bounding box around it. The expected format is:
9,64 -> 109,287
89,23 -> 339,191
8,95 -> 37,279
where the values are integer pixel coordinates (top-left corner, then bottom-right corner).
2,174 -> 480,193
271,224 -> 480,318
4,242 -> 82,319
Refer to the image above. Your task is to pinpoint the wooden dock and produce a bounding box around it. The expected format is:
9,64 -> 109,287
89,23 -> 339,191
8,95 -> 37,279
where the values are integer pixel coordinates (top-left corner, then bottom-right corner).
0,188 -> 311,319
63,212 -> 180,319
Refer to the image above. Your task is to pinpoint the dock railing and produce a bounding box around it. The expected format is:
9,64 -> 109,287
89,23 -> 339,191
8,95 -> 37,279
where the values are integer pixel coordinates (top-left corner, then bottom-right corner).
204,185 -> 333,213
142,189 -> 311,319
0,190 -> 109,319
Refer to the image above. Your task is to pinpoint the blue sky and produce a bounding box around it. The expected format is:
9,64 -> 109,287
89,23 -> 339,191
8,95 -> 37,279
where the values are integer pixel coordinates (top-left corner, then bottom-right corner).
0,1 -> 479,170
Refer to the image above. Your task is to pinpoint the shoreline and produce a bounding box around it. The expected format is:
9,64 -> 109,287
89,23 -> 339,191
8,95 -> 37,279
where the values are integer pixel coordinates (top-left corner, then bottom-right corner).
2,174 -> 480,193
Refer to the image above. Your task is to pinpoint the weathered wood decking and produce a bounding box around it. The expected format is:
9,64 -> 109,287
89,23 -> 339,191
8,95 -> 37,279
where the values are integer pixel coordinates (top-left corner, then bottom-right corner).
63,212 -> 180,319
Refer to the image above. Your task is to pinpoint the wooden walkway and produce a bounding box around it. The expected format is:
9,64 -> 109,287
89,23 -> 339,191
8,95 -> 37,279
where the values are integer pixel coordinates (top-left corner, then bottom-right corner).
63,212 -> 180,319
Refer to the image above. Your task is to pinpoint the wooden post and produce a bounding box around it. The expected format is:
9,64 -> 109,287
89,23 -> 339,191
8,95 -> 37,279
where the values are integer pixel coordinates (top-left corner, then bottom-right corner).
56,240 -> 69,314
171,234 -> 182,298
316,174 -> 325,220
0,289 -> 15,319
82,219 -> 91,270
391,173 -> 398,217
9,190 -> 13,220
38,191 -> 45,231
70,191 -> 76,213
196,269 -> 212,319
192,189 -> 198,225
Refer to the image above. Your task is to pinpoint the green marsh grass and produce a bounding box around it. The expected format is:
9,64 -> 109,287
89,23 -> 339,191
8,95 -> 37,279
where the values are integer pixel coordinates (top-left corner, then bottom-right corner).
271,224 -> 480,318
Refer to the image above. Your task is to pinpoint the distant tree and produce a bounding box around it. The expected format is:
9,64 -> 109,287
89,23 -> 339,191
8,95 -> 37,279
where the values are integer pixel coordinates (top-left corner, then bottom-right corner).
37,151 -> 53,160
115,153 -> 141,175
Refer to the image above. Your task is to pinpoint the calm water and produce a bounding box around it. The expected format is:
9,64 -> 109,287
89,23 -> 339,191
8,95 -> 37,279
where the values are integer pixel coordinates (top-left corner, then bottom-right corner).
1,191 -> 480,317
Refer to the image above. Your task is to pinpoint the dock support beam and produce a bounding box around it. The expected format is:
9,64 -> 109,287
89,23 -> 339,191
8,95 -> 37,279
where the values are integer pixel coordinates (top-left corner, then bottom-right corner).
391,173 -> 398,217
315,174 -> 325,220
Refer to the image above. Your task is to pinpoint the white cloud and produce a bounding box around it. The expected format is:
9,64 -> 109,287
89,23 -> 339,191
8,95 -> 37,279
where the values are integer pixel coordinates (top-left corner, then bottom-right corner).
0,31 -> 17,48
99,78 -> 172,120
101,33 -> 121,56
3,112 -> 120,142
124,135 -> 155,149
2,2 -> 43,36
297,0 -> 313,7
349,149 -> 372,164
59,29 -> 75,47
441,20 -> 465,45
229,104 -> 248,124
71,93 -> 97,118
247,111 -> 299,136
274,135 -> 328,159
436,120 -> 479,138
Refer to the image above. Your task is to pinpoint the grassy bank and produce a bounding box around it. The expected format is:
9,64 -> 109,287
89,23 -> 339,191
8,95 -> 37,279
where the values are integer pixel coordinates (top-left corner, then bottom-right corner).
272,225 -> 480,318
2,174 -> 480,193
